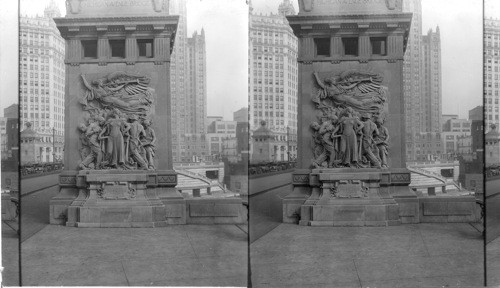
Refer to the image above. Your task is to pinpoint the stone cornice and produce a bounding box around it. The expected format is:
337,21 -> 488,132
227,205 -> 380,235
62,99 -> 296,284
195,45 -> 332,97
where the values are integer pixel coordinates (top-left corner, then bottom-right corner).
287,13 -> 412,32
54,15 -> 179,37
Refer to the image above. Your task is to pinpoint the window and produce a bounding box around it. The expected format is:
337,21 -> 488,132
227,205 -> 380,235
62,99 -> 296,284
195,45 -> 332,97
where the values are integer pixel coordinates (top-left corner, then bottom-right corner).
137,39 -> 154,58
314,38 -> 330,56
370,37 -> 387,55
82,40 -> 97,58
342,37 -> 358,56
108,40 -> 126,58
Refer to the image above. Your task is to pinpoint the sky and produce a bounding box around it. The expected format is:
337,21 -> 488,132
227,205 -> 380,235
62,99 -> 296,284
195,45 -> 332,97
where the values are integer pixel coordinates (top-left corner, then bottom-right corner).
7,0 -> 249,121
0,1 -> 494,120
252,0 -> 483,120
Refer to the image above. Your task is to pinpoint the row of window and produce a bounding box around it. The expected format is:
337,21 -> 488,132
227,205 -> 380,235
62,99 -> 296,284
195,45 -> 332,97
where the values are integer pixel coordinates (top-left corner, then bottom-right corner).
81,39 -> 154,59
314,36 -> 388,57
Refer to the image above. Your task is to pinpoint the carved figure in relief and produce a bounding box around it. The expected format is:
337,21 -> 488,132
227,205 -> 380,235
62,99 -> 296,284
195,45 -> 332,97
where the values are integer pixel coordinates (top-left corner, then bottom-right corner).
80,72 -> 153,116
374,117 -> 390,168
338,107 -> 364,168
78,123 -> 91,165
313,71 -> 387,116
77,72 -> 159,171
141,119 -> 157,170
99,110 -> 130,168
126,114 -> 149,170
310,70 -> 390,169
359,113 -> 381,168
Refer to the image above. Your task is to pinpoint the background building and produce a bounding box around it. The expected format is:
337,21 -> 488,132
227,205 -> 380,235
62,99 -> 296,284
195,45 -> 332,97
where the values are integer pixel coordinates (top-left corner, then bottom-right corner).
485,18 -> 500,130
403,0 -> 424,161
421,27 -> 442,133
19,1 -> 65,162
248,0 -> 298,161
170,0 -> 207,163
233,107 -> 248,123
403,0 -> 443,162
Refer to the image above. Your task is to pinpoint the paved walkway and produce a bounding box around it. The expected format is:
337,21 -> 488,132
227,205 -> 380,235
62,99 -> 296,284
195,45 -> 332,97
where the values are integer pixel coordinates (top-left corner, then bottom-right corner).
251,223 -> 484,287
21,224 -> 247,286
2,222 -> 19,286
488,236 -> 500,286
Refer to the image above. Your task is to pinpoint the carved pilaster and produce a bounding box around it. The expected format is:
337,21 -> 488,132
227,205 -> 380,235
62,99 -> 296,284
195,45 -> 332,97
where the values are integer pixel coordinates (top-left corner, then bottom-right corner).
154,37 -> 169,60
359,35 -> 371,58
126,37 -> 137,60
302,37 -> 314,58
98,38 -> 108,60
68,39 -> 81,61
332,36 -> 342,56
387,34 -> 402,58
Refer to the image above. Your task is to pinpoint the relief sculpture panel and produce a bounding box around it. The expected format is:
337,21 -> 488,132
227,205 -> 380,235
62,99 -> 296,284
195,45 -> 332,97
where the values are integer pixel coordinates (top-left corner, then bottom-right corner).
77,72 -> 157,170
310,70 -> 390,169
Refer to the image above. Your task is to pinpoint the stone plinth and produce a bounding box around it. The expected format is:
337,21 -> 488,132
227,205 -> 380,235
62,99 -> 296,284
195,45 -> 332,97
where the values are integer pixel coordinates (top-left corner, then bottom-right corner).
299,169 -> 401,226
63,170 -> 184,227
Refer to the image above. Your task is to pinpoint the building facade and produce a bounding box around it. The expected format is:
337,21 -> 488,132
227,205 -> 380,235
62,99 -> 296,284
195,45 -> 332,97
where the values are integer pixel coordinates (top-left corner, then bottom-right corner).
233,107 -> 248,123
421,27 -> 442,133
248,0 -> 298,160
19,2 -> 65,162
170,0 -> 208,163
403,0 -> 424,161
403,0 -> 443,162
485,18 -> 500,130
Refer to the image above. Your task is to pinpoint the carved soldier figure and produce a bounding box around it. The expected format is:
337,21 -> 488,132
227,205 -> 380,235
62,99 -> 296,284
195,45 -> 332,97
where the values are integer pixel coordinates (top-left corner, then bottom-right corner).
318,115 -> 341,167
141,119 -> 156,170
360,113 -> 381,168
99,110 -> 130,169
78,116 -> 104,170
374,117 -> 390,168
338,107 -> 364,168
127,114 -> 149,170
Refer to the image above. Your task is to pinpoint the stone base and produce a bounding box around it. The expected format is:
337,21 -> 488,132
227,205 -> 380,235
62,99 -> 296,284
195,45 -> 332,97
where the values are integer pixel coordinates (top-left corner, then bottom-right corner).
300,196 -> 401,226
52,170 -> 187,227
297,169 -> 402,226
186,198 -> 246,224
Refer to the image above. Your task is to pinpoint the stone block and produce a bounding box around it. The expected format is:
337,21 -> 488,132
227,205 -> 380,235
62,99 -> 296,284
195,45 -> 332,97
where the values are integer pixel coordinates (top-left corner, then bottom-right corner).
422,202 -> 448,216
365,205 -> 387,222
300,205 -> 313,225
312,205 -> 334,221
50,204 -> 69,225
447,202 -> 474,215
387,204 -> 400,220
332,205 -> 365,221
79,207 -> 101,223
164,203 -> 185,218
213,204 -> 240,217
101,208 -> 132,223
189,203 -> 214,217
131,222 -> 155,228
131,206 -> 153,222
283,202 -> 302,223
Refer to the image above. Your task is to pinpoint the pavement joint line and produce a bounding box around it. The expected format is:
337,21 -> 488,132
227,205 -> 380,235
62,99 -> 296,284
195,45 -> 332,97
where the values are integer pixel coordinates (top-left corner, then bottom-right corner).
352,258 -> 363,288
184,227 -> 200,259
121,260 -> 131,286
417,225 -> 432,258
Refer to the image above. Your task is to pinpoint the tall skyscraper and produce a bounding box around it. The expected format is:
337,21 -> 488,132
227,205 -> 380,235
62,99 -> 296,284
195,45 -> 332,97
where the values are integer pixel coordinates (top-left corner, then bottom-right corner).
169,0 -> 207,162
485,18 -> 500,130
421,27 -> 442,133
402,0 -> 443,162
248,0 -> 298,160
19,1 -> 65,162
402,0 -> 423,161
187,29 -> 207,134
